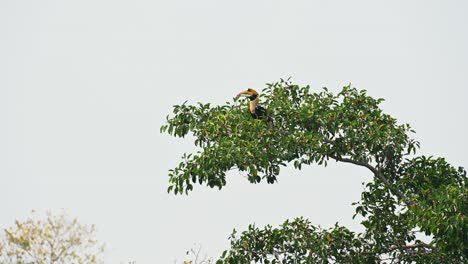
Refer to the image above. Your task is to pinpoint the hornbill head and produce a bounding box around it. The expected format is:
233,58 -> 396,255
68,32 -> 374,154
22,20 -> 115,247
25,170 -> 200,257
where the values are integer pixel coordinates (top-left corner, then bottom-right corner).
236,88 -> 260,114
236,88 -> 270,121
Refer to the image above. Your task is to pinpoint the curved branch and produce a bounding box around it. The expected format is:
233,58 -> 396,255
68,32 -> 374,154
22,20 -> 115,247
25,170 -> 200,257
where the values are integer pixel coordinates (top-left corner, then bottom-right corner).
328,154 -> 406,203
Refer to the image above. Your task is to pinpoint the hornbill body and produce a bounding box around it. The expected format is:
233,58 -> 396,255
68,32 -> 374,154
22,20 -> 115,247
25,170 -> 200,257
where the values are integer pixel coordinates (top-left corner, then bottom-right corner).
236,88 -> 269,120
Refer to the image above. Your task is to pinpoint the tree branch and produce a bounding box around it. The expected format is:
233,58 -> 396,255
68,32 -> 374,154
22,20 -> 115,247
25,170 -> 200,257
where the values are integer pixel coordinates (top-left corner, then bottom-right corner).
328,154 -> 407,203
390,242 -> 434,251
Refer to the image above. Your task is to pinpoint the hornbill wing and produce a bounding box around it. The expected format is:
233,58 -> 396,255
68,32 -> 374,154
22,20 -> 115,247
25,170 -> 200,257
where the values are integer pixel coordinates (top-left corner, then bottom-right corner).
252,105 -> 267,119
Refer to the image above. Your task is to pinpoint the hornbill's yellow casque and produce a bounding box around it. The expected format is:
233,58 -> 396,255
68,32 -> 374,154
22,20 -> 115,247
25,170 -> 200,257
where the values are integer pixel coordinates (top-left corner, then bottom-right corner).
236,88 -> 269,120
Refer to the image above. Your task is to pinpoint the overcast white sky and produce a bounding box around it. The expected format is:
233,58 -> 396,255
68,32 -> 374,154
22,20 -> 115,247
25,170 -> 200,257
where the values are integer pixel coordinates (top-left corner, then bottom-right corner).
1,0 -> 467,263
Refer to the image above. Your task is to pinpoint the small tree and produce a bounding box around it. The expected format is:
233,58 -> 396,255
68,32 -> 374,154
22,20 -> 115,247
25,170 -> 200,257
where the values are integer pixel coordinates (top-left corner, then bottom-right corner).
0,210 -> 104,264
161,80 -> 467,263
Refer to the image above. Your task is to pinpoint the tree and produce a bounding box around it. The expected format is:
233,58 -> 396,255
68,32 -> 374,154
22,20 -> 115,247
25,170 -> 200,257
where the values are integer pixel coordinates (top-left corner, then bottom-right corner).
0,210 -> 104,264
161,79 -> 467,263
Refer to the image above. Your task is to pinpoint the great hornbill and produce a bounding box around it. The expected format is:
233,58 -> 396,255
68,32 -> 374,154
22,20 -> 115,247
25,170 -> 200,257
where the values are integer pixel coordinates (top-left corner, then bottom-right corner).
236,88 -> 271,120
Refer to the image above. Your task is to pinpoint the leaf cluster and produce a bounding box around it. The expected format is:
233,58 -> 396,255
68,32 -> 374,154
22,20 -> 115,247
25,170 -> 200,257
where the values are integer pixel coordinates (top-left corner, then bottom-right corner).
161,80 -> 418,195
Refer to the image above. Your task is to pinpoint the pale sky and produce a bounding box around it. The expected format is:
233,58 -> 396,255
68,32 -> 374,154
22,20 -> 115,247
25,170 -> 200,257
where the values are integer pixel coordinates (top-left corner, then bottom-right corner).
1,1 -> 467,263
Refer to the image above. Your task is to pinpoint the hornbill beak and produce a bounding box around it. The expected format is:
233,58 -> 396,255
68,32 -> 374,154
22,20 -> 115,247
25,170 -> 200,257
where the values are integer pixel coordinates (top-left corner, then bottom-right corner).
236,88 -> 258,98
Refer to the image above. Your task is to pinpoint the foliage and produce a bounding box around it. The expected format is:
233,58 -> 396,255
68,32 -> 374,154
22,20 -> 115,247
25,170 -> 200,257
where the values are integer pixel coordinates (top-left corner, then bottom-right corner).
0,210 -> 104,264
161,80 -> 467,263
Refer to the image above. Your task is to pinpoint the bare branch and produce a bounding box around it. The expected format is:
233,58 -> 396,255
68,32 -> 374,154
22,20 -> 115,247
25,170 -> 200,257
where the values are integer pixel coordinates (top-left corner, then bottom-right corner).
328,154 -> 407,204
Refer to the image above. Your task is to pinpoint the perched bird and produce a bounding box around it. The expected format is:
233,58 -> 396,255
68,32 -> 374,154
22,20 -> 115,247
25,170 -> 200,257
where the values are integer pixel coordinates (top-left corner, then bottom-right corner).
236,88 -> 269,119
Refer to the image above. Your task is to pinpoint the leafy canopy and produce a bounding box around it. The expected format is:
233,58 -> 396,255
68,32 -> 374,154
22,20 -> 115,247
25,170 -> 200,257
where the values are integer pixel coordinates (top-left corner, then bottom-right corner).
161,80 -> 467,263
0,210 -> 104,264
